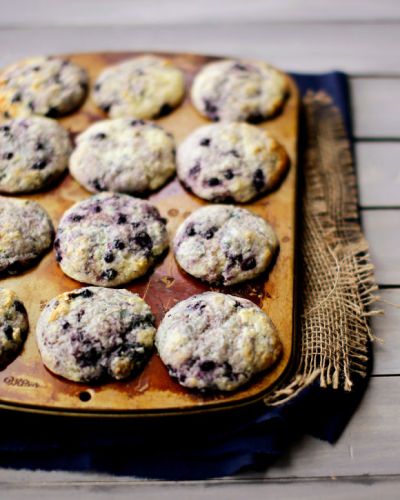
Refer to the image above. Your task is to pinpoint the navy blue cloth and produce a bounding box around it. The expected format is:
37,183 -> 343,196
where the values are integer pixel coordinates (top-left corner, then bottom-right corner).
0,73 -> 371,480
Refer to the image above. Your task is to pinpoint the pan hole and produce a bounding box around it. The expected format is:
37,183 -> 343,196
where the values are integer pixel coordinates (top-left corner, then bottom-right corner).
79,391 -> 91,402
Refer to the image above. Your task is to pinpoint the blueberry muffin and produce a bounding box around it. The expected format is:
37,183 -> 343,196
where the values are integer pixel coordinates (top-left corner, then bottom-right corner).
69,118 -> 176,194
177,122 -> 288,202
191,59 -> 287,122
36,287 -> 156,382
156,292 -> 282,392
174,205 -> 278,285
55,192 -> 169,287
0,56 -> 88,119
0,288 -> 28,367
93,55 -> 185,119
0,197 -> 54,274
0,117 -> 71,193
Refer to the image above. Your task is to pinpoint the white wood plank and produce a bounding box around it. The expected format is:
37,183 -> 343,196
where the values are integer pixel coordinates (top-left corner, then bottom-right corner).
362,210 -> 400,285
352,79 -> 400,138
356,143 -> 400,207
1,478 -> 400,500
372,289 -> 400,375
1,0 -> 400,26
0,24 -> 399,74
0,378 -> 398,483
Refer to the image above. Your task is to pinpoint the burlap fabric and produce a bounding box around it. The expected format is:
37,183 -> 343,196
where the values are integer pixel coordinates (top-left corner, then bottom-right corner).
266,91 -> 380,405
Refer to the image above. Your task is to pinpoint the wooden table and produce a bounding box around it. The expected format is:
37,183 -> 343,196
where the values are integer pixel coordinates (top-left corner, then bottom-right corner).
0,1 -> 399,498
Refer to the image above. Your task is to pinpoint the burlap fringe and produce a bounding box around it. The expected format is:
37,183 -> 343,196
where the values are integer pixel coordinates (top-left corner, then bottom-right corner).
265,91 -> 382,406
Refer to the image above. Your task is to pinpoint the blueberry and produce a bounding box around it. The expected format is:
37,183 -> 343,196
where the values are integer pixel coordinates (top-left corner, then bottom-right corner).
94,132 -> 107,140
14,301 -> 25,314
3,325 -> 13,340
186,224 -> 196,237
234,300 -> 243,309
189,163 -> 201,177
207,177 -> 220,187
71,215 -> 83,222
94,205 -> 102,213
31,159 -> 47,170
3,152 -> 13,160
130,119 -> 145,126
253,169 -> 265,192
228,149 -> 240,158
104,252 -> 114,263
134,231 -> 152,250
101,269 -> 118,281
101,104 -> 111,114
241,256 -> 256,271
55,250 -> 63,262
117,214 -> 127,224
233,63 -> 247,71
224,169 -> 234,180
200,138 -> 210,147
205,226 -> 217,239
54,238 -> 60,249
204,99 -> 219,120
35,142 -> 45,151
92,178 -> 105,191
223,362 -> 233,375
114,239 -> 125,250
70,289 -> 93,300
0,126 -> 10,135
77,310 -> 85,322
200,360 -> 215,372
11,93 -> 22,103
75,342 -> 102,368
62,321 -> 70,330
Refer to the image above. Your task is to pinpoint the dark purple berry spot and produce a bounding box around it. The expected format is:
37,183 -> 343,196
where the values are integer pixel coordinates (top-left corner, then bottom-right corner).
0,126 -> 10,135
101,104 -> 111,114
35,142 -> 45,151
54,238 -> 60,249
223,362 -> 233,375
204,99 -> 219,120
104,252 -> 114,263
114,239 -> 125,250
3,325 -> 13,340
94,132 -> 107,140
55,251 -> 63,262
32,159 -> 47,170
62,322 -> 70,330
130,119 -> 145,126
253,169 -> 265,192
92,178 -> 105,191
234,300 -> 243,309
70,289 -> 94,300
200,138 -> 210,147
101,269 -> 118,281
207,177 -> 220,187
200,360 -> 215,372
11,93 -> 22,103
233,63 -> 247,71
186,224 -> 196,237
134,231 -> 152,250
205,226 -> 217,239
94,205 -> 102,213
224,169 -> 234,180
3,152 -> 13,160
117,214 -> 127,224
229,149 -> 240,158
241,256 -> 256,271
72,215 -> 83,222
189,163 -> 201,177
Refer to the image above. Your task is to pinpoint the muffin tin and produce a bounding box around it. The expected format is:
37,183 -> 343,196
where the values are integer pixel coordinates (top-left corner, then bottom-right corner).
0,52 -> 299,416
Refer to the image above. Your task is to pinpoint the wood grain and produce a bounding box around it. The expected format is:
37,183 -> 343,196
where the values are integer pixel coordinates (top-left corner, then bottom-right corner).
0,52 -> 299,415
356,143 -> 400,207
